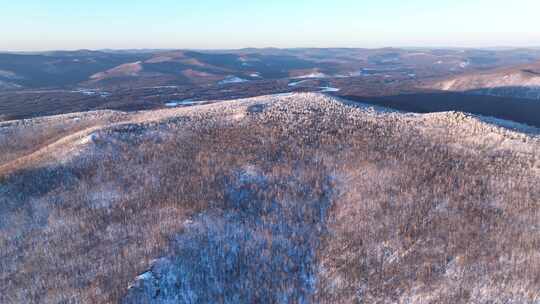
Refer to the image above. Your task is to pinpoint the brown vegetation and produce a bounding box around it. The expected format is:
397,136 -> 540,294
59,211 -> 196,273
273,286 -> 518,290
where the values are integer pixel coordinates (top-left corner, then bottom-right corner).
0,93 -> 539,303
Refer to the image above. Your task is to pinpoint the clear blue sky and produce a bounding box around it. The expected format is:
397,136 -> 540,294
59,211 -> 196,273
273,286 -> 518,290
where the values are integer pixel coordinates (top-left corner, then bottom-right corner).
1,0 -> 539,51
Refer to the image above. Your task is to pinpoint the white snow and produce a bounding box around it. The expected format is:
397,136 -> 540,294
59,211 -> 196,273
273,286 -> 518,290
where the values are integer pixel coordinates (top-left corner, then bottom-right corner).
319,87 -> 340,92
75,90 -> 95,96
349,68 -> 382,77
219,76 -> 249,85
296,72 -> 327,79
136,272 -> 154,281
165,99 -> 201,107
273,92 -> 294,97
73,89 -> 111,98
288,80 -> 309,87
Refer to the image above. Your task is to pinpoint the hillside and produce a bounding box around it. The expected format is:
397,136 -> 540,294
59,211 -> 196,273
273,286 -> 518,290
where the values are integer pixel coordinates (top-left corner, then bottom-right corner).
1,93 -> 540,303
430,61 -> 540,100
2,48 -> 540,90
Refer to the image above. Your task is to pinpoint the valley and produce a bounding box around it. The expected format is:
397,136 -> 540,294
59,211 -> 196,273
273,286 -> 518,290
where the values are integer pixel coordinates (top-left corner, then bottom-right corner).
2,48 -> 540,128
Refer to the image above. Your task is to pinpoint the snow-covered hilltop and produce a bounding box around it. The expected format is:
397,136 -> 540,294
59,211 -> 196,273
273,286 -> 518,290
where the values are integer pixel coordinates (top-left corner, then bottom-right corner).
1,93 -> 539,303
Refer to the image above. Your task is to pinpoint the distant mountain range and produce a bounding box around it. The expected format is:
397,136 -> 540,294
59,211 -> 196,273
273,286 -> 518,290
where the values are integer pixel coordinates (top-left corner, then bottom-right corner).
2,47 -> 540,128
2,48 -> 540,90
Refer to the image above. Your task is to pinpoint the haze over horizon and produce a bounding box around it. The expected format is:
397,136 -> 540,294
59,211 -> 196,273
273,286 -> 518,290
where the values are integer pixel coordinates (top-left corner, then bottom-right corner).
2,0 -> 540,51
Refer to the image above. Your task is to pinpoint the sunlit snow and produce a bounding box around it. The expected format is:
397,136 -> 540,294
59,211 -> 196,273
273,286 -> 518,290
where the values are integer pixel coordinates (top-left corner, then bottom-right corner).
219,76 -> 249,85
319,86 -> 340,92
165,99 -> 200,107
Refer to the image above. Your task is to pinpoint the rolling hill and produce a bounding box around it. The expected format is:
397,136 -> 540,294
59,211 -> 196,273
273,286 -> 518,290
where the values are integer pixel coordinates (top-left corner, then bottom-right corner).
2,48 -> 540,90
429,61 -> 540,100
1,93 -> 539,303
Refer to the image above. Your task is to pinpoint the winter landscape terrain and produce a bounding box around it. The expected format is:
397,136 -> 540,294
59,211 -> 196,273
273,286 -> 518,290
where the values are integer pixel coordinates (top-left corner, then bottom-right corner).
3,0 -> 540,301
2,48 -> 540,128
1,92 -> 540,303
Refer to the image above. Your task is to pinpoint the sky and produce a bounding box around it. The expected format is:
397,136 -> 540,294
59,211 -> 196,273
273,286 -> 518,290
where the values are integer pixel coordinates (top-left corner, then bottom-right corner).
1,0 -> 540,51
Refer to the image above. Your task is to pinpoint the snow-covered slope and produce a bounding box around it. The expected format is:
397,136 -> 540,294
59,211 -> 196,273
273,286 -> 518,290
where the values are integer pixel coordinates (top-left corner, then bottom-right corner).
1,93 -> 539,303
431,62 -> 540,100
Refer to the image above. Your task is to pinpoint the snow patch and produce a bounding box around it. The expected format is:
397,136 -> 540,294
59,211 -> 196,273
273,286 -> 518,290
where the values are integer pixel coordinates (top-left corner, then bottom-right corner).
319,86 -> 340,92
219,76 -> 249,85
136,271 -> 154,281
288,80 -> 309,87
165,99 -> 200,107
73,89 -> 111,98
295,72 -> 327,79
273,92 -> 294,97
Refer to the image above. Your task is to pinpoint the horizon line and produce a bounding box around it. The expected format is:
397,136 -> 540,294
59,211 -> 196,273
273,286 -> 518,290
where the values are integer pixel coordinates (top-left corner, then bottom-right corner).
3,45 -> 540,53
